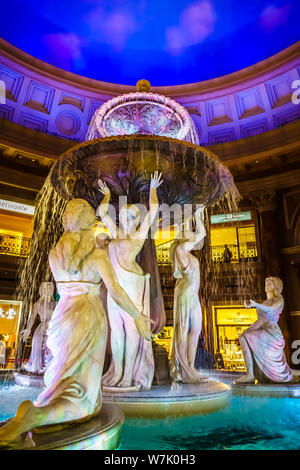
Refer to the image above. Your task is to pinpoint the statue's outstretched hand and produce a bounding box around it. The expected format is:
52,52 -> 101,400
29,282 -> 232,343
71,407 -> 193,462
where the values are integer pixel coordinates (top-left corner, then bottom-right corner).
244,300 -> 255,308
150,171 -> 163,189
134,315 -> 155,341
98,179 -> 110,196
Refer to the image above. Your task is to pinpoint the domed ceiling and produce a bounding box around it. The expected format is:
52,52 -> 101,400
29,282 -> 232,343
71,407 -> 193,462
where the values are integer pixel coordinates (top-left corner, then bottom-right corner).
1,0 -> 299,86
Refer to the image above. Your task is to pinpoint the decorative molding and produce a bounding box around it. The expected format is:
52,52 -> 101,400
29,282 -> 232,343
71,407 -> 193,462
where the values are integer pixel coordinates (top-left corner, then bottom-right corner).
235,87 -> 265,120
240,118 -> 269,138
0,64 -> 23,102
274,108 -> 300,128
0,39 -> 299,145
87,100 -> 104,124
23,80 -> 55,114
283,189 -> 300,230
249,190 -> 277,213
55,110 -> 81,136
206,97 -> 233,126
265,73 -> 293,109
281,246 -> 300,255
58,93 -> 85,112
18,112 -> 48,133
208,127 -> 235,144
0,103 -> 14,121
186,106 -> 201,116
290,311 -> 300,316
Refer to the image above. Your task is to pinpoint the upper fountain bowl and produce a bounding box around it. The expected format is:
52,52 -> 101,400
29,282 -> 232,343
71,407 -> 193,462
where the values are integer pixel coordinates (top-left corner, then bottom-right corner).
87,80 -> 199,145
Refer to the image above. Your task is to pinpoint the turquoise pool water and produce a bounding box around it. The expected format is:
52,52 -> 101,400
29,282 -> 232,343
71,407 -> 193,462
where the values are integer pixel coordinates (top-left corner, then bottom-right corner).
1,376 -> 300,450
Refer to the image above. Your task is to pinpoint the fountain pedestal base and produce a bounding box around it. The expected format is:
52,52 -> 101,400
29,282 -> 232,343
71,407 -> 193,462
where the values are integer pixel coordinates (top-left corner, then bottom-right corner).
0,403 -> 124,450
103,381 -> 230,418
232,381 -> 300,398
14,371 -> 44,388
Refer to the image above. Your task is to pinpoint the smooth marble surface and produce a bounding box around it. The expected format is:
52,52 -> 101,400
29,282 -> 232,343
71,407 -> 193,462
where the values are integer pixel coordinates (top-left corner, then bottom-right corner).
0,403 -> 124,450
232,381 -> 300,398
14,372 -> 44,388
103,380 -> 231,417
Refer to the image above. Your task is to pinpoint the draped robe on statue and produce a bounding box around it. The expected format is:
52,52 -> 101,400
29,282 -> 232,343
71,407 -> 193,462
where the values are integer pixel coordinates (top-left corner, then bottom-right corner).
102,241 -> 154,390
170,249 -> 204,383
35,281 -> 107,420
24,301 -> 55,374
137,238 -> 166,334
241,297 -> 292,383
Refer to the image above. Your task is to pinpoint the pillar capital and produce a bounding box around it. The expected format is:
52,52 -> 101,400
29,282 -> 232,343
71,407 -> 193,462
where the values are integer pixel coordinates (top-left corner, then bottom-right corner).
249,190 -> 277,213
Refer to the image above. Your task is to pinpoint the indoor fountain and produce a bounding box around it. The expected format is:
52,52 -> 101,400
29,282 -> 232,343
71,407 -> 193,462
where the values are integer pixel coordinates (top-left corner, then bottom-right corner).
1,79 -> 290,450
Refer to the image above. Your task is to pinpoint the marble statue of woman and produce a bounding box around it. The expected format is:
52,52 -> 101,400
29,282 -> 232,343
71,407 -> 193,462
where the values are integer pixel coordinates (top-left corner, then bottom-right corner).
98,171 -> 163,391
21,282 -> 56,374
169,207 -> 207,384
236,277 -> 292,383
0,198 -> 153,446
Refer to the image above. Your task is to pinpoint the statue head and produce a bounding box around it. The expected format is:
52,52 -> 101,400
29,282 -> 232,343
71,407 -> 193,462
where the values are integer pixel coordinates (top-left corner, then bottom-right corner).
62,199 -> 95,232
39,282 -> 54,299
119,204 -> 140,234
96,232 -> 110,250
265,277 -> 283,296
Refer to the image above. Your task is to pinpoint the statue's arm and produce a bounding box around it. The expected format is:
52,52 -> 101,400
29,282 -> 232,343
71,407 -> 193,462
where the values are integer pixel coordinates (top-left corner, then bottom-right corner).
97,252 -> 153,340
181,207 -> 206,252
21,303 -> 38,341
250,297 -> 284,319
137,171 -> 162,240
97,179 -> 119,239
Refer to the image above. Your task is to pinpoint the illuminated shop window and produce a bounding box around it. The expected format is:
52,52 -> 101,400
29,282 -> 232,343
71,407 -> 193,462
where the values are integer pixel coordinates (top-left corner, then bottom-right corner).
0,211 -> 33,257
0,300 -> 22,370
154,326 -> 173,357
213,305 -> 257,371
210,224 -> 257,263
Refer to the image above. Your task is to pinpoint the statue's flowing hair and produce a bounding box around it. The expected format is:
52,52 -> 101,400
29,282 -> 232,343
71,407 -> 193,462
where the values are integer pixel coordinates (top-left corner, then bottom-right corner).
55,199 -> 96,274
268,277 -> 283,296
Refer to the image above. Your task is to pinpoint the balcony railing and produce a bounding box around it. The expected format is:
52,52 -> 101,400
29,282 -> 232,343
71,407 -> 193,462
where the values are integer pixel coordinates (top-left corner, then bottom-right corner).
211,243 -> 258,263
156,241 -> 258,265
0,234 -> 31,257
156,241 -> 173,265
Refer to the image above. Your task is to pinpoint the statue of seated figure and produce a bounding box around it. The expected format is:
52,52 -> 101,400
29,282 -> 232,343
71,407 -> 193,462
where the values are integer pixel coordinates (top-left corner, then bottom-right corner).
236,277 -> 292,384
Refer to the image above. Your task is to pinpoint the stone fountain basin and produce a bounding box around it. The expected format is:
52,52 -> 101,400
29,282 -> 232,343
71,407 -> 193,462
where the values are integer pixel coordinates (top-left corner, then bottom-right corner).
50,135 -> 237,224
0,403 -> 124,450
103,381 -> 231,418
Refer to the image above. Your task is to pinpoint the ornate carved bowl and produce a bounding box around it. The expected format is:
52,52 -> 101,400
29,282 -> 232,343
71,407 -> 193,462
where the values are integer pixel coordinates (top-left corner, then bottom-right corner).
50,135 -> 238,226
87,92 -> 199,144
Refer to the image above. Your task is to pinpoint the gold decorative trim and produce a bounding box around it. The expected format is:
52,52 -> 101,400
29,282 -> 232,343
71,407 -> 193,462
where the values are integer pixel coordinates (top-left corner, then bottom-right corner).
281,246 -> 300,255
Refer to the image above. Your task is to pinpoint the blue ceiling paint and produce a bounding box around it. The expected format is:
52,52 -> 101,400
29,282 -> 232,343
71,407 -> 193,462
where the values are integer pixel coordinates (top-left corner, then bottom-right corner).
0,0 -> 299,86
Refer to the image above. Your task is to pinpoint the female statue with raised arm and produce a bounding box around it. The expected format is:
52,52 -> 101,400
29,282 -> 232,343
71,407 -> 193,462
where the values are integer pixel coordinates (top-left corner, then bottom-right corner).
236,277 -> 292,384
0,199 -> 152,446
169,207 -> 207,384
21,282 -> 56,374
98,171 -> 163,391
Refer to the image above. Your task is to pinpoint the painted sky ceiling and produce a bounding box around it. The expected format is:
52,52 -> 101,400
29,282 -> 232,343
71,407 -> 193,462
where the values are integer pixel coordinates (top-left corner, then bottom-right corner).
0,0 -> 299,86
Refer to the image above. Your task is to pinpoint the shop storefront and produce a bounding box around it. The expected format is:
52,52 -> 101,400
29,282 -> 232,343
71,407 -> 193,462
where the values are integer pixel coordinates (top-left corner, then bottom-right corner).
210,210 -> 259,263
213,305 -> 257,371
0,300 -> 22,369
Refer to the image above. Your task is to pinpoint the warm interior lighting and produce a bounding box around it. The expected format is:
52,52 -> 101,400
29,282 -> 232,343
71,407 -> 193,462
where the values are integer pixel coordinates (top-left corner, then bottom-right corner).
213,305 -> 257,371
0,300 -> 22,370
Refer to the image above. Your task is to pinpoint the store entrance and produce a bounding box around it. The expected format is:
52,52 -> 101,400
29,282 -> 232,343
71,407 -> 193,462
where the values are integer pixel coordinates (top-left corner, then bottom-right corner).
213,305 -> 257,371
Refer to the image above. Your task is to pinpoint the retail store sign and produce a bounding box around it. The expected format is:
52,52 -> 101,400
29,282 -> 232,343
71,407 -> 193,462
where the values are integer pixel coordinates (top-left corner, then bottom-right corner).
0,307 -> 17,319
210,211 -> 251,224
0,199 -> 35,215
216,307 -> 257,325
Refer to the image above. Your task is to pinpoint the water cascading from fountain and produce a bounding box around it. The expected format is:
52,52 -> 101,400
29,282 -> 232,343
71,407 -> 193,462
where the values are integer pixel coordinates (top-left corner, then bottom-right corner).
15,80 -> 255,366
